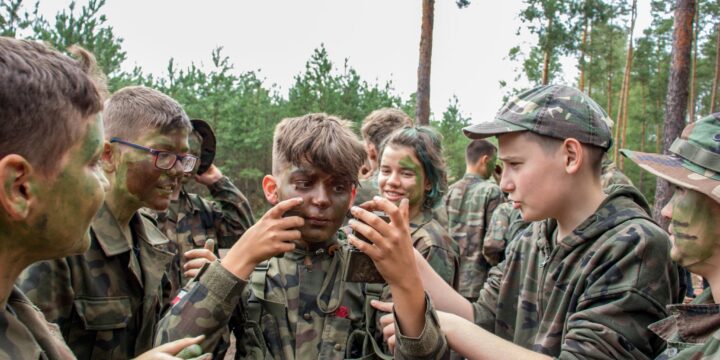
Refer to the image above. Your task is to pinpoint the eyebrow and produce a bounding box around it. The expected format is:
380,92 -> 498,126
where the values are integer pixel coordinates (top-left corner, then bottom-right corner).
498,155 -> 522,162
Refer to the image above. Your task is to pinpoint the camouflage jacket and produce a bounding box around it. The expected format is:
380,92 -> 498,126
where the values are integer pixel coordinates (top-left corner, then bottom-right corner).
601,158 -> 634,190
444,174 -> 502,299
0,286 -> 76,360
481,201 -> 528,267
410,208 -> 460,289
354,172 -> 379,206
150,176 -> 255,290
398,185 -> 681,359
651,288 -> 720,359
155,234 -> 393,360
18,203 -> 175,360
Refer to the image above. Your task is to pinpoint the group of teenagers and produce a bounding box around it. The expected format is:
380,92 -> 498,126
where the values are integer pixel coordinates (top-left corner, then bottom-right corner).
1,36 -> 720,360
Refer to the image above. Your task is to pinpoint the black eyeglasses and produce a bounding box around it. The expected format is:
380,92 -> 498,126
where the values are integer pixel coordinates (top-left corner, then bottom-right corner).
110,137 -> 198,173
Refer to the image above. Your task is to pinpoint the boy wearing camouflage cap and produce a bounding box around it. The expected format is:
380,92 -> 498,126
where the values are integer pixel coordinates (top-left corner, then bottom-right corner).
350,84 -> 680,359
623,113 -> 720,360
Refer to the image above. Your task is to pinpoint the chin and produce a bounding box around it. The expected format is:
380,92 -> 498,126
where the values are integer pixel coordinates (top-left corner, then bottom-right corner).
146,198 -> 171,211
300,228 -> 335,243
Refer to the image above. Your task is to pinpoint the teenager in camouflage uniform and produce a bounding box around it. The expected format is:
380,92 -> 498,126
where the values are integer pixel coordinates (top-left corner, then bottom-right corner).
0,37 -> 206,360
445,139 -> 502,300
17,85 -> 198,360
378,127 -> 460,288
623,113 -> 720,360
149,119 -> 255,291
351,84 -> 680,359
154,113 -> 406,359
481,201 -> 526,266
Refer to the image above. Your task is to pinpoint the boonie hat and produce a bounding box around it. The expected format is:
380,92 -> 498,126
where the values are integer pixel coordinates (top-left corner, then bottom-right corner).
463,84 -> 614,150
622,113 -> 720,204
190,119 -> 216,175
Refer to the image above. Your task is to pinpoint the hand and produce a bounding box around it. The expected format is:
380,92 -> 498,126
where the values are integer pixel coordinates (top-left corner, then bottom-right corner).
183,239 -> 217,279
221,197 -> 304,279
194,164 -> 223,186
134,335 -> 211,360
372,300 -> 397,353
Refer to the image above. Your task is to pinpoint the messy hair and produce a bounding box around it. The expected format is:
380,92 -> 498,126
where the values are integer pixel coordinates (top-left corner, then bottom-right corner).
103,86 -> 191,141
361,108 -> 413,150
0,38 -> 106,176
273,113 -> 367,185
380,126 -> 448,208
466,139 -> 497,164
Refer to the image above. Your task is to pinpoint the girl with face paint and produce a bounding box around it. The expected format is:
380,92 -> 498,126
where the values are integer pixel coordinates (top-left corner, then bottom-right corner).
377,127 -> 460,288
623,113 -> 720,359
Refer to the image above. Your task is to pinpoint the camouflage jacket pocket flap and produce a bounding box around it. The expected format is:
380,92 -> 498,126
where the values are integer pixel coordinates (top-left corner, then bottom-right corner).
74,296 -> 132,331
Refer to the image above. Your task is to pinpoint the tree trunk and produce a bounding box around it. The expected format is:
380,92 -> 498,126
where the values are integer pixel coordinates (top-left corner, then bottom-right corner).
614,0 -> 637,169
712,22 -> 720,113
416,0 -> 435,126
654,0 -> 695,228
542,16 -> 553,85
579,18 -> 589,91
639,85 -> 647,194
688,4 -> 699,122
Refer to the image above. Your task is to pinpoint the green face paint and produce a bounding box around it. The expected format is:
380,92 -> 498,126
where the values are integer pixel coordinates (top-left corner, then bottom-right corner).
378,145 -> 427,217
668,188 -> 720,268
485,154 -> 497,179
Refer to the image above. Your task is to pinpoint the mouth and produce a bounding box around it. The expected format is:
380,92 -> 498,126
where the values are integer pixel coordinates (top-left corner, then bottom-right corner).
305,216 -> 331,226
383,189 -> 406,202
508,199 -> 521,209
156,183 -> 176,196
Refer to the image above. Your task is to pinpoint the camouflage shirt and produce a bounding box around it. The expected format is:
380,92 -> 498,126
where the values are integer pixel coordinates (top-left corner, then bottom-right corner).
155,234 -> 392,359
651,288 -> 720,359
0,286 -> 76,360
354,172 -> 379,206
18,203 -> 175,360
398,185 -> 681,359
410,208 -> 460,289
150,176 -> 255,291
601,158 -> 634,190
481,202 -> 528,267
444,173 -> 502,299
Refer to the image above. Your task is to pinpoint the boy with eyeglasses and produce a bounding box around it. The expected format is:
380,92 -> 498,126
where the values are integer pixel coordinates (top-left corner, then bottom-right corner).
18,86 -> 196,359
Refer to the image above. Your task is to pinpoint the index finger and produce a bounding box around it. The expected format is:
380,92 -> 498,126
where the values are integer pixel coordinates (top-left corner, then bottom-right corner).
153,335 -> 205,355
264,197 -> 304,219
371,196 -> 409,226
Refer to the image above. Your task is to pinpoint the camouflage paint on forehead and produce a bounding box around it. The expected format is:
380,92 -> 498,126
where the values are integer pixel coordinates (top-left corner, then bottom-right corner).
399,154 -> 426,207
668,188 -> 720,268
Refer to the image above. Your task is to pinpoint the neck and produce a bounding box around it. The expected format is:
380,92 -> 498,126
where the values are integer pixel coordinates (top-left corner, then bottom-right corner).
409,204 -> 423,221
555,181 -> 606,242
104,188 -> 139,227
0,241 -> 35,309
688,255 -> 720,303
465,166 -> 488,179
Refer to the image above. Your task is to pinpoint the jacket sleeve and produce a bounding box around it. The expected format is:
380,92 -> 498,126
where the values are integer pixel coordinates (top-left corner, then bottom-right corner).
482,204 -> 512,267
471,258 -> 504,332
420,243 -> 459,289
16,259 -> 75,328
207,176 -> 256,249
394,293 -> 450,360
154,260 -> 246,352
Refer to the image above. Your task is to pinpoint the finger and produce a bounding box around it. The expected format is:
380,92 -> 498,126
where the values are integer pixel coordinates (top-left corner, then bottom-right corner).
383,322 -> 396,342
387,334 -> 396,354
152,335 -> 205,355
350,206 -> 391,238
379,313 -> 395,328
183,249 -> 217,262
347,218 -> 383,246
276,215 -> 305,229
265,197 -> 303,219
273,229 -> 303,243
371,196 -> 406,226
183,258 -> 212,271
204,239 -> 215,252
371,300 -> 395,313
356,199 -> 378,211
176,344 -> 203,359
348,235 -> 381,260
184,269 -> 200,279
398,198 -> 410,223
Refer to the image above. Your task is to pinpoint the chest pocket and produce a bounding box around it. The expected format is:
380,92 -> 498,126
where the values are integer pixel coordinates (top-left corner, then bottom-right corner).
71,296 -> 132,359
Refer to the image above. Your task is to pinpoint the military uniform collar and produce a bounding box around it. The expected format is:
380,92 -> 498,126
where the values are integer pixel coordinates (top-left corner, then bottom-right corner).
91,202 -> 168,257
462,173 -> 486,182
649,288 -> 720,345
284,236 -> 340,262
409,208 -> 433,236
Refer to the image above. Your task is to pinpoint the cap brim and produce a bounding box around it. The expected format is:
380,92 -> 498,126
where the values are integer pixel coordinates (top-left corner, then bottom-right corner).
621,149 -> 720,204
463,118 -> 527,140
190,119 -> 216,175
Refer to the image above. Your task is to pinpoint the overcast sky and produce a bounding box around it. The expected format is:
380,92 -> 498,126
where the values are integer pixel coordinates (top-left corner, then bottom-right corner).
41,0 -> 654,123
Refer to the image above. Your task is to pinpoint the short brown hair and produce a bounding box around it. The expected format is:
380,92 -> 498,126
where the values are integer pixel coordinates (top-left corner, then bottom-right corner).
466,139 -> 497,164
0,38 -> 106,176
522,132 -> 605,176
273,113 -> 366,185
103,86 -> 191,141
361,108 -> 413,150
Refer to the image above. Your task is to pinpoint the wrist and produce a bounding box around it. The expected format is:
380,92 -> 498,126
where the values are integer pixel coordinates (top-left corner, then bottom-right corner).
220,256 -> 255,280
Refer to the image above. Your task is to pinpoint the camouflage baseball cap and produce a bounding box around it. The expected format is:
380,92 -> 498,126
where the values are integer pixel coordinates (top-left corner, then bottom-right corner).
463,84 -> 614,150
190,119 -> 216,175
622,113 -> 720,204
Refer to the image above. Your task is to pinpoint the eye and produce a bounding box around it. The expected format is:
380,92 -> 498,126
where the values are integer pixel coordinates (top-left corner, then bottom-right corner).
332,184 -> 347,193
380,168 -> 391,175
295,181 -> 311,190
401,171 -> 415,177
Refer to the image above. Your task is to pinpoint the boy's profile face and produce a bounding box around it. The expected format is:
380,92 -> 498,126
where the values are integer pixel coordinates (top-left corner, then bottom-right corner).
661,187 -> 720,268
498,132 -> 566,222
378,144 -> 430,215
270,164 -> 355,243
34,115 -> 108,256
111,127 -> 189,211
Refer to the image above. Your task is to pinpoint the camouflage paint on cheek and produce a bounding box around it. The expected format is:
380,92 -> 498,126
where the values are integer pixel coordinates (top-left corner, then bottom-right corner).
399,155 -> 425,207
671,190 -> 718,266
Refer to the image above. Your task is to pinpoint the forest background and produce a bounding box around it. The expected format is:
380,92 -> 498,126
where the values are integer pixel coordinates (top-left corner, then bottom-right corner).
2,0 -> 719,215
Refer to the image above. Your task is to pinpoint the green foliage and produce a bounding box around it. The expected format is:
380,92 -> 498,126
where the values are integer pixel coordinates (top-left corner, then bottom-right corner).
432,96 -> 471,182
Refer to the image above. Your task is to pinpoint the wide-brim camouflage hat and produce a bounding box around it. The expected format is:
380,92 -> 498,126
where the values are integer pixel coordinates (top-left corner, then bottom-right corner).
621,113 -> 720,204
464,84 -> 614,150
190,119 -> 216,175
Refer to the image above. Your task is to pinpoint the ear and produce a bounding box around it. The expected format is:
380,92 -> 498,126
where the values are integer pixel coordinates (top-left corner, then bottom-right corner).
0,155 -> 36,221
367,143 -> 377,162
476,155 -> 489,167
348,186 -> 357,209
262,175 -> 279,205
424,177 -> 432,192
101,141 -> 116,173
562,138 -> 583,175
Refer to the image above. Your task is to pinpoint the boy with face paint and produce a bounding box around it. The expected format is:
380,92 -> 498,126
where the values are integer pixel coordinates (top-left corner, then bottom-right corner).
0,37 -> 207,360
622,113 -> 720,359
18,85 -> 198,359
350,85 -> 680,359
155,113 -> 402,359
444,139 -> 503,301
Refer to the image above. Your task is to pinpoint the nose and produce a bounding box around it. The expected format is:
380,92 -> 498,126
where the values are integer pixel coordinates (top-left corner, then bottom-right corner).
310,185 -> 331,208
499,170 -> 513,193
660,201 -> 673,220
386,171 -> 401,187
167,156 -> 185,178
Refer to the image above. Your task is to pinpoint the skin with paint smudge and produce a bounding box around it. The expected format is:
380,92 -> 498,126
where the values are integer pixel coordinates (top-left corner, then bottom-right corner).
269,164 -> 354,243
378,145 -> 431,219
108,128 -> 190,213
31,115 -> 108,256
661,187 -> 720,269
484,154 -> 497,179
